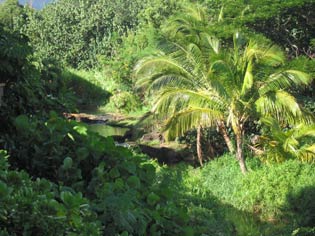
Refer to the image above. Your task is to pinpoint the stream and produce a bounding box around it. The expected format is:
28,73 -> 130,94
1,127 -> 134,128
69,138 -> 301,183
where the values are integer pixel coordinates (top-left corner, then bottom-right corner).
88,123 -> 129,137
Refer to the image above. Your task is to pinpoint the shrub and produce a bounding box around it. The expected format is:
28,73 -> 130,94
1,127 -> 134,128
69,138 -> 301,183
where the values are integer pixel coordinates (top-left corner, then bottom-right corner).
110,91 -> 141,113
0,150 -> 101,236
3,113 -> 198,235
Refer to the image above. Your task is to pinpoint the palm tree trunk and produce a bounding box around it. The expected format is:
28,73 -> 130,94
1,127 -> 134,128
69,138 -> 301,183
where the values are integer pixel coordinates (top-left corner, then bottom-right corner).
217,121 -> 235,153
197,125 -> 203,167
235,131 -> 247,174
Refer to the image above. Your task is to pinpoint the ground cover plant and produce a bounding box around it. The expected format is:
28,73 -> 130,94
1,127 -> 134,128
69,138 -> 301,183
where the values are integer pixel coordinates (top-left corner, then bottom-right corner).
197,155 -> 315,234
0,150 -> 102,236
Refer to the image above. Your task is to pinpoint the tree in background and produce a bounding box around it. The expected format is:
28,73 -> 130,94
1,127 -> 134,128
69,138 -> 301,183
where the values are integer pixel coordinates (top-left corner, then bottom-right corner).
0,0 -> 24,30
21,0 -> 181,68
202,0 -> 315,58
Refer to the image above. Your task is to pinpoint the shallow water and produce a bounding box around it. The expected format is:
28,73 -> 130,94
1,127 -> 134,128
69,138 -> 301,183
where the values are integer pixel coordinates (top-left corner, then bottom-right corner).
88,123 -> 129,137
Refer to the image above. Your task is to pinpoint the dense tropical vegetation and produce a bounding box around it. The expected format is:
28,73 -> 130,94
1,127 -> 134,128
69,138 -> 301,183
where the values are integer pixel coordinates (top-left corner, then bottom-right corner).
1,0 -> 315,235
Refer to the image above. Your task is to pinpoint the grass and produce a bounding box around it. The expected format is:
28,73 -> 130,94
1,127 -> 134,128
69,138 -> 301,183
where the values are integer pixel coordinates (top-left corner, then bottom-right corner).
155,159 -> 301,235
62,67 -> 148,116
196,154 -> 315,227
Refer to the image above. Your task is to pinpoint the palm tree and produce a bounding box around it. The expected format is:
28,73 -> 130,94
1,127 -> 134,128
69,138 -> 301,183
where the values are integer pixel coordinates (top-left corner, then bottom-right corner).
135,34 -> 234,150
135,30 -> 313,174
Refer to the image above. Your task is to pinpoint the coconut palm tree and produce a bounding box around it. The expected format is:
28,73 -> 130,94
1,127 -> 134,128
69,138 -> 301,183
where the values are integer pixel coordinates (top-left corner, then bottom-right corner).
135,30 -> 313,174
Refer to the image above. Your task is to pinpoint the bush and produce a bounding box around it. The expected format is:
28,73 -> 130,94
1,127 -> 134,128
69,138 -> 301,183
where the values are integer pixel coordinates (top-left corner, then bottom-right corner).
3,113 -> 198,235
110,91 -> 141,113
0,150 -> 101,236
0,26 -> 76,119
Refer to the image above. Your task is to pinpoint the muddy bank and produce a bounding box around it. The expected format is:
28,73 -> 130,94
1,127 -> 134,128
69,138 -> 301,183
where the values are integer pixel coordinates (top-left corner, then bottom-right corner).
63,112 -> 127,124
138,144 -> 194,165
65,112 -> 196,165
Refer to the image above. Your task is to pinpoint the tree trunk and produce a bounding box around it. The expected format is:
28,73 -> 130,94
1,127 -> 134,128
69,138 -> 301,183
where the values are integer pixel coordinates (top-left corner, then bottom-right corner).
236,131 -> 247,174
217,121 -> 235,153
197,125 -> 203,167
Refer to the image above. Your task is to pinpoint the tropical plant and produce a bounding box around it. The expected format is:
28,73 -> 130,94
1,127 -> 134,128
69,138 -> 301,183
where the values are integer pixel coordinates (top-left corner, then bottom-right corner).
0,150 -> 102,236
3,112 -> 200,235
258,117 -> 315,162
135,8 -> 313,173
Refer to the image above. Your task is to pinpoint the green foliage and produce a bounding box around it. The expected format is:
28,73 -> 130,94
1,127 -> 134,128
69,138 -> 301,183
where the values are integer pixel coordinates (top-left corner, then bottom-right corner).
0,26 -> 32,84
199,154 -> 315,226
7,112 -> 113,184
0,0 -> 24,31
202,0 -> 315,58
286,56 -> 315,114
110,91 -> 141,113
3,112 -> 199,235
102,24 -> 161,86
2,0 -> 315,235
0,25 -> 76,121
61,68 -> 142,113
258,118 -> 315,162
22,0 -> 181,68
153,164 -> 233,235
0,150 -> 101,236
61,69 -> 111,110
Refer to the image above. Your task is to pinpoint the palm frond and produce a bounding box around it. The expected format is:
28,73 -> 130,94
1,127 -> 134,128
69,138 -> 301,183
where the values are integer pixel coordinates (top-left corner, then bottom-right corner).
149,73 -> 196,92
245,42 -> 284,66
183,4 -> 208,22
293,124 -> 315,140
260,70 -> 311,94
164,107 -> 224,140
259,118 -> 315,162
153,88 -> 225,116
135,56 -> 193,88
204,34 -> 220,54
255,90 -> 306,124
297,145 -> 315,162
241,60 -> 253,95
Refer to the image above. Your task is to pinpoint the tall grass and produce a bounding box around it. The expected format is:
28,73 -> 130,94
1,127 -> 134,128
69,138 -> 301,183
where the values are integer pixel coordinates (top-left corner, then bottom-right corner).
198,154 -> 315,225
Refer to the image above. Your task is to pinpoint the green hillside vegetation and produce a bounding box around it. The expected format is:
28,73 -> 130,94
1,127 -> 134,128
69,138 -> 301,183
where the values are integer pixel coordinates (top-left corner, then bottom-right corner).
1,0 -> 315,235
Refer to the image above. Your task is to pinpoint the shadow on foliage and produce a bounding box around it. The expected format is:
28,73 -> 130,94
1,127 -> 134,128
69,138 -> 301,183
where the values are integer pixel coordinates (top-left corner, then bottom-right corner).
284,186 -> 315,235
157,165 -> 294,236
62,69 -> 111,112
138,144 -> 193,165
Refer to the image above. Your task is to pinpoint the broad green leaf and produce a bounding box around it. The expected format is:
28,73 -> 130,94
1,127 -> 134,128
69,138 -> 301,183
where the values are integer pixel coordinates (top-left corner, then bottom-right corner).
14,115 -> 29,131
63,157 -> 73,170
74,125 -> 87,135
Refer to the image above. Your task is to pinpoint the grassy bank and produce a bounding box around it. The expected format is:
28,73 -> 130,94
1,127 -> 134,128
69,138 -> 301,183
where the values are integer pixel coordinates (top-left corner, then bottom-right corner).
199,155 -> 315,222
62,68 -> 143,114
154,155 -> 315,235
